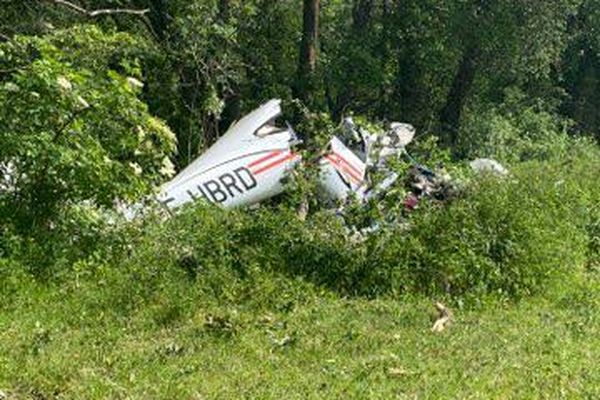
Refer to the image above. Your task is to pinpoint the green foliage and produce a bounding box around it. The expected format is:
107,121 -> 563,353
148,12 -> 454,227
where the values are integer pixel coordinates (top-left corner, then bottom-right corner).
277,104 -> 338,211
2,247 -> 600,398
237,1 -> 300,103
588,206 -> 600,271
3,118 -> 597,296
458,88 -> 573,162
0,5 -> 599,397
20,139 -> 588,301
2,0 -> 598,156
561,0 -> 600,140
377,165 -> 587,298
0,27 -> 175,233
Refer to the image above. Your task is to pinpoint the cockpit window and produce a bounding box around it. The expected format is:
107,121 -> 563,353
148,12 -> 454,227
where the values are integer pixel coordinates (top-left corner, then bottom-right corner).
255,124 -> 284,137
254,117 -> 287,137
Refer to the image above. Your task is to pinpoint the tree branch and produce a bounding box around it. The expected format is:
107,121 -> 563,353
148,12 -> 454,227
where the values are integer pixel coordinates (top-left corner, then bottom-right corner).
45,0 -> 149,18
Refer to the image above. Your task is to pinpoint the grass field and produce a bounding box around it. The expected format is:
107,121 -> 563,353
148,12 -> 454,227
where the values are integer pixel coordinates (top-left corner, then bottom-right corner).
1,268 -> 599,399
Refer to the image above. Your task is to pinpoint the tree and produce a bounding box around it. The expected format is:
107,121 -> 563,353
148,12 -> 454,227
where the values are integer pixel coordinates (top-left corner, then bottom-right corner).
562,0 -> 600,139
439,0 -> 582,149
2,0 -> 594,165
296,0 -> 320,105
0,27 -> 176,232
439,45 -> 480,147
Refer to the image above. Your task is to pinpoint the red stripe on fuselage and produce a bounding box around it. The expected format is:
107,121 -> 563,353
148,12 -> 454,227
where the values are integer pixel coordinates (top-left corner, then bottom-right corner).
247,150 -> 283,169
330,152 -> 364,178
252,153 -> 299,175
325,155 -> 362,184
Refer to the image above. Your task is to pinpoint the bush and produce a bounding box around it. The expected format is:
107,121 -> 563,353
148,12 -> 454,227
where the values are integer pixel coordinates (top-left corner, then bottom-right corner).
458,88 -> 572,162
2,119 -> 598,303
372,164 -> 588,298
108,146 -> 596,301
0,27 -> 176,235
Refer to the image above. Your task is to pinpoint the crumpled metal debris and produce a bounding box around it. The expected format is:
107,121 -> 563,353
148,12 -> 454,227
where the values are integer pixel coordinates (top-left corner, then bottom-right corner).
469,158 -> 508,176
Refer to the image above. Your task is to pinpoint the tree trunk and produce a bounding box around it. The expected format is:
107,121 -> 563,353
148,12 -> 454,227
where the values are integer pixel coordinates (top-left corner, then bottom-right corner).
353,0 -> 374,31
439,45 -> 479,148
382,0 -> 391,16
296,0 -> 320,104
219,0 -> 230,21
141,0 -> 171,42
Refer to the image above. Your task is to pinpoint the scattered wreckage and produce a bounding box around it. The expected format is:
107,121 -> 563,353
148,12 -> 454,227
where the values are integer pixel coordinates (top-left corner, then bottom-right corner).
0,98 -> 507,224
153,99 -> 448,216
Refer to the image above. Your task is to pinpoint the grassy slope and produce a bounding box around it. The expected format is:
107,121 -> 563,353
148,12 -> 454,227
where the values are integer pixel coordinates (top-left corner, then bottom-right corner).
1,271 -> 599,399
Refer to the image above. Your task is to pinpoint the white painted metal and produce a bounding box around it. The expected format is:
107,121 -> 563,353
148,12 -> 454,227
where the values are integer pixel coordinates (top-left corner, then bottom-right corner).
319,136 -> 368,201
157,99 -> 300,210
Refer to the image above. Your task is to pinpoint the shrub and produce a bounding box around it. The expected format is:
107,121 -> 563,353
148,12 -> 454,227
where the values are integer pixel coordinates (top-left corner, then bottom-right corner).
0,27 -> 176,235
114,146 -> 595,301
458,88 -> 572,162
372,164 -> 588,298
2,104 -> 598,303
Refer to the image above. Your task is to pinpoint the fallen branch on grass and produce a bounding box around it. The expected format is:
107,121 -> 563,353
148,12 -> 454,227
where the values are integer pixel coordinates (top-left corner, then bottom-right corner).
432,302 -> 452,333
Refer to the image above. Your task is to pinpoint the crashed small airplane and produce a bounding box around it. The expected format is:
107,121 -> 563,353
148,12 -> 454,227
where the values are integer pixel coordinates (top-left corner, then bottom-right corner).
154,99 -> 416,213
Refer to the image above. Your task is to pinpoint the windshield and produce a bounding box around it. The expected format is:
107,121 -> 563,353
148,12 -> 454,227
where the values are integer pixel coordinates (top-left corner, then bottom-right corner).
337,118 -> 368,162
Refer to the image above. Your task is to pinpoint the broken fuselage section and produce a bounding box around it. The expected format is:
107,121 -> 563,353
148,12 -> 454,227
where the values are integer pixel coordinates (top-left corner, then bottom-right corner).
156,99 -> 412,212
157,100 -> 301,210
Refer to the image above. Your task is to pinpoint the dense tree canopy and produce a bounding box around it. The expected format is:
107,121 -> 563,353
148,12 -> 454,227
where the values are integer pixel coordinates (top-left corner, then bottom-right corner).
0,0 -> 600,205
1,0 -> 598,166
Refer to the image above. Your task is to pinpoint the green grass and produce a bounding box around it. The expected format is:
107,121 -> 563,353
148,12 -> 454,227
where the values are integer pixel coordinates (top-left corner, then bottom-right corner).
1,269 -> 599,399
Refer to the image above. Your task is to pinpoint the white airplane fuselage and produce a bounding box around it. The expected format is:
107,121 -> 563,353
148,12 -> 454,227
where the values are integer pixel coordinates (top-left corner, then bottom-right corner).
157,100 -> 301,210
155,99 -> 408,213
